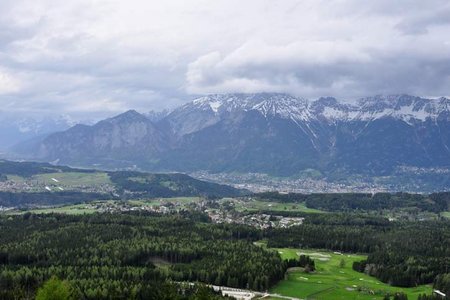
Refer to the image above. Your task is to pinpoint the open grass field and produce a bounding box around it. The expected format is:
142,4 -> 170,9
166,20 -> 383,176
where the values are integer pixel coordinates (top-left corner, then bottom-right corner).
128,197 -> 201,206
5,175 -> 27,183
7,203 -> 100,215
229,199 -> 324,213
5,172 -> 112,191
33,172 -> 112,186
266,247 -> 432,300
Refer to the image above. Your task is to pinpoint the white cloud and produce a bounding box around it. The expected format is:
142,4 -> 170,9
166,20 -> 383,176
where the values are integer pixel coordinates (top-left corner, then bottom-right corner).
0,69 -> 20,94
0,0 -> 449,119
185,1 -> 450,100
186,40 -> 372,95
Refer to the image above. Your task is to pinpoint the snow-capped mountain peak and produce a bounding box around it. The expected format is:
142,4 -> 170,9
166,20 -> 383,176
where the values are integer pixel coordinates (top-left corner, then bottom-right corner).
190,93 -> 310,120
185,93 -> 450,125
353,95 -> 450,123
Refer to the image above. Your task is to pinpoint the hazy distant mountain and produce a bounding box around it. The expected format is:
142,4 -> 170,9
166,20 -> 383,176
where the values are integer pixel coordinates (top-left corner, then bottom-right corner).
0,114 -> 77,150
19,110 -> 168,167
12,93 -> 450,180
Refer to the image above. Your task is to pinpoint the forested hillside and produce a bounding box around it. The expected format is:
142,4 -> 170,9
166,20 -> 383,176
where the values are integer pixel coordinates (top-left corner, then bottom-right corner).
255,192 -> 450,213
109,171 -> 245,198
0,213 -> 285,299
0,160 -> 92,177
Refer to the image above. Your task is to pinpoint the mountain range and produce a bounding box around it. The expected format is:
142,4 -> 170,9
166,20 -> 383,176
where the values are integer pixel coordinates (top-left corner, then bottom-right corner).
0,113 -> 79,151
10,93 -> 450,182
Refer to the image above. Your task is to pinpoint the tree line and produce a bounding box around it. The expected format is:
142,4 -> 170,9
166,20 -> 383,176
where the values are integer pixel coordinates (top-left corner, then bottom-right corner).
255,191 -> 450,213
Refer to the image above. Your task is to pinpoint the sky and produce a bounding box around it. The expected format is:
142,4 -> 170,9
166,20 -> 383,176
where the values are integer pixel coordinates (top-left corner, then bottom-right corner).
0,0 -> 449,119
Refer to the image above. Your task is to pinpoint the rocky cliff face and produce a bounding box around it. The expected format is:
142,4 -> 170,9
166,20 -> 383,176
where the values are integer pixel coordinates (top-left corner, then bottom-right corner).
32,110 -> 168,165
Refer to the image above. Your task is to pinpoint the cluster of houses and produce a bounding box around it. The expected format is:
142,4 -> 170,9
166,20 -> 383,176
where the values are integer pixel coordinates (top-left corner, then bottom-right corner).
85,199 -> 306,230
207,211 -> 304,229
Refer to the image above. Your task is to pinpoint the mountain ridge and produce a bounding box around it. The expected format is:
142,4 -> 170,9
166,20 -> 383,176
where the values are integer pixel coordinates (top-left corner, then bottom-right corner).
10,93 -> 450,183
0,114 -> 81,150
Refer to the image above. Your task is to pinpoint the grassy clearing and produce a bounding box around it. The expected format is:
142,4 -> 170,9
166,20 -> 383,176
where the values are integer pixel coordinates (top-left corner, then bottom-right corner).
33,172 -> 112,186
129,197 -> 201,206
230,199 -> 324,213
8,203 -> 99,215
441,211 -> 450,219
6,172 -> 112,189
268,247 -> 432,300
5,175 -> 27,183
149,257 -> 172,273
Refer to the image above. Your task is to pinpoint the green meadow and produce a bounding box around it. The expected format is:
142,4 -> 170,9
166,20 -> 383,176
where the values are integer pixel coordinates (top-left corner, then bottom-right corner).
6,172 -> 112,191
268,247 -> 432,300
128,197 -> 201,206
7,203 -> 99,215
229,199 -> 324,213
33,172 -> 112,186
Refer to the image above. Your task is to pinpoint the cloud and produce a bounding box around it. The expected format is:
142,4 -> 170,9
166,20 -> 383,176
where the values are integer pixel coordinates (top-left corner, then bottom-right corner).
394,3 -> 450,35
185,0 -> 450,100
0,0 -> 449,119
0,68 -> 21,94
186,37 -> 450,99
186,40 -> 372,96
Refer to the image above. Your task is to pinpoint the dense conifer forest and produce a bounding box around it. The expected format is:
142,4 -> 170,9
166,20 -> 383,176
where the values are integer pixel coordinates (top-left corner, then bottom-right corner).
0,212 -> 284,299
0,211 -> 448,299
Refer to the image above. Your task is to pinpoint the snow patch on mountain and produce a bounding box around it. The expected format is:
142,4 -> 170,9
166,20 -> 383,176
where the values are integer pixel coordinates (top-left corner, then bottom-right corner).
321,107 -> 350,121
208,100 -> 222,113
189,93 -> 450,124
354,95 -> 450,123
190,93 -> 312,122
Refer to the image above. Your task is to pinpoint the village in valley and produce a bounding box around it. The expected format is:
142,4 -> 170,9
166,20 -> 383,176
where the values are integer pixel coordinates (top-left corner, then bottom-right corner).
1,193 -> 305,229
